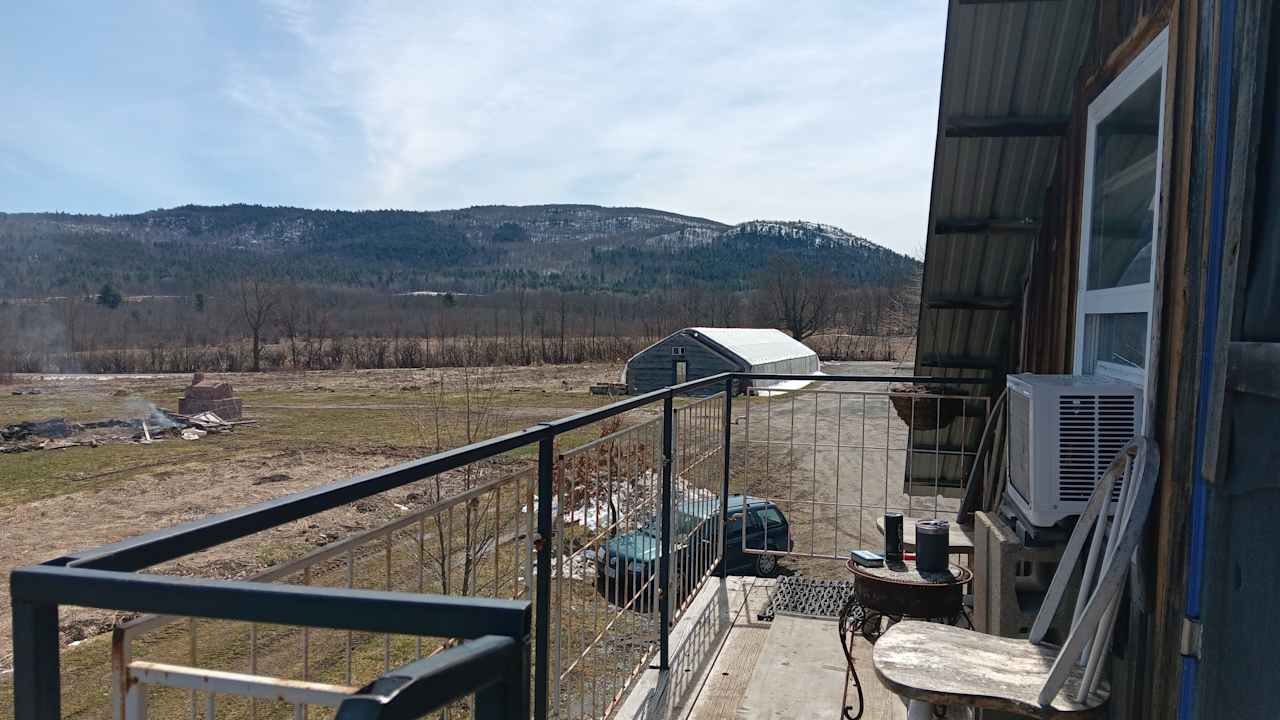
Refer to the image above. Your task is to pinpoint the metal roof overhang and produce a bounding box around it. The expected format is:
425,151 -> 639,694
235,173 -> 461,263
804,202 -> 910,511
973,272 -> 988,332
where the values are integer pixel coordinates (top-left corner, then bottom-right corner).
914,0 -> 1097,386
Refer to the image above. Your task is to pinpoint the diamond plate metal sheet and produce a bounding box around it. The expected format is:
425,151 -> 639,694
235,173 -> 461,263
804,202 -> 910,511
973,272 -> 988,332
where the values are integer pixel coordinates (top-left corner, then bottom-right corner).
760,576 -> 857,620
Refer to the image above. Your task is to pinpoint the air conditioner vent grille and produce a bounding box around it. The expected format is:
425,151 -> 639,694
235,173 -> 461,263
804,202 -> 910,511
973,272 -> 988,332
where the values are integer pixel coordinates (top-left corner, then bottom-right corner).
1057,394 -> 1136,502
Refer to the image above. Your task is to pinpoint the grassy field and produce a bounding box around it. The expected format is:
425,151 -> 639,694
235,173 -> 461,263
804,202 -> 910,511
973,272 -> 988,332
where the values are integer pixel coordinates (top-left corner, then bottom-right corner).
0,363 -> 655,718
0,369 -> 622,507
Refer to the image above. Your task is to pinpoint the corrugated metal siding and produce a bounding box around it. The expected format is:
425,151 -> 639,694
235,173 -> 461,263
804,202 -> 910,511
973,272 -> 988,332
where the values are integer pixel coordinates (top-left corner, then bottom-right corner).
916,0 -> 1097,385
911,0 -> 1098,495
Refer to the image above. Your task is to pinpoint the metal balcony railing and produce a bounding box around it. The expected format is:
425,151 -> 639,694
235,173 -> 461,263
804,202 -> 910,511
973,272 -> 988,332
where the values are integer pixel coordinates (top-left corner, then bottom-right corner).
9,372 -> 985,720
731,381 -> 991,562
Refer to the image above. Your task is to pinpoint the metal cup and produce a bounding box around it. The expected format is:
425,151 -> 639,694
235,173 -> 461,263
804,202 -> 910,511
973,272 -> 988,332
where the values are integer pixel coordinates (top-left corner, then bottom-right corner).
916,519 -> 950,573
884,512 -> 904,562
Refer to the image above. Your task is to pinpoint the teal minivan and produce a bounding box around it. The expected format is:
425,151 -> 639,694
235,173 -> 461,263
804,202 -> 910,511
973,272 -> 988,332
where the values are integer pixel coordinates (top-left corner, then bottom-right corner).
594,494 -> 791,608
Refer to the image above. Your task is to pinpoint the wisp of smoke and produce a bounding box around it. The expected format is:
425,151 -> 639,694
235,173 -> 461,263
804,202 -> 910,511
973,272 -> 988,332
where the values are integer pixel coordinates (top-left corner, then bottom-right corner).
124,398 -> 179,429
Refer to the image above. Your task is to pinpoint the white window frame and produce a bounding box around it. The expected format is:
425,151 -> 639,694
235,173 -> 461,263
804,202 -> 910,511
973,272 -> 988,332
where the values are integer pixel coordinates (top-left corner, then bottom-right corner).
1074,28 -> 1170,392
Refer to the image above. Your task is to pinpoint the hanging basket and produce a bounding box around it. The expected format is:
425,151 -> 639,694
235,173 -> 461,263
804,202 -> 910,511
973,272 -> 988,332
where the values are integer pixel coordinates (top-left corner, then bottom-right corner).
889,384 -> 966,431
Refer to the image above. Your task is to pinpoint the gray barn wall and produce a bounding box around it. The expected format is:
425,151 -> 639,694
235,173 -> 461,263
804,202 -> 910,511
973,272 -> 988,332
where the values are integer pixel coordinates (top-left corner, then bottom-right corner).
625,331 -> 743,395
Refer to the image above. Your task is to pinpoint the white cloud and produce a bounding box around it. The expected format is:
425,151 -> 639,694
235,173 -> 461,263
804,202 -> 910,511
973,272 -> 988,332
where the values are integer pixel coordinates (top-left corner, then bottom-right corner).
5,2 -> 946,252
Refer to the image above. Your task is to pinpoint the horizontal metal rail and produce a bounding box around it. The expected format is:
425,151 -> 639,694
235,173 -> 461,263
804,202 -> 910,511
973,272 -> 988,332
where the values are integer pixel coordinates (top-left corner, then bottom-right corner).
11,370 -> 982,720
13,565 -> 530,639
336,636 -> 525,720
126,660 -> 358,702
122,660 -> 359,719
738,374 -> 987,385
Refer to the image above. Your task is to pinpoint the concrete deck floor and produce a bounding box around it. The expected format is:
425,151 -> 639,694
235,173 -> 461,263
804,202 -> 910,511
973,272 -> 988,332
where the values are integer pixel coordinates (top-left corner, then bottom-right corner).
615,576 -> 910,720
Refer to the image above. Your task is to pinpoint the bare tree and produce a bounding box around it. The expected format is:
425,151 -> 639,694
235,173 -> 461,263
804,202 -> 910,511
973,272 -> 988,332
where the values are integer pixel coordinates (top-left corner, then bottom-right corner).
237,279 -> 279,372
56,296 -> 87,358
414,367 -> 509,595
588,294 -> 601,356
759,258 -> 837,341
275,284 -> 305,369
884,266 -> 923,360
0,349 -> 14,385
709,290 -> 741,328
556,293 -> 568,363
886,267 -> 922,334
514,285 -> 529,364
301,304 -> 330,369
534,301 -> 548,364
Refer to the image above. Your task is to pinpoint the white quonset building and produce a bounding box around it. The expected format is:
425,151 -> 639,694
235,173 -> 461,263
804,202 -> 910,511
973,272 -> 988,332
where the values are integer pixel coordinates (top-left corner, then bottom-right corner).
623,328 -> 820,395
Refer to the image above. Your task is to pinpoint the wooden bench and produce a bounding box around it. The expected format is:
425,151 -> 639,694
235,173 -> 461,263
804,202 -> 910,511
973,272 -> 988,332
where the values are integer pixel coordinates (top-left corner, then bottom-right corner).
872,437 -> 1159,719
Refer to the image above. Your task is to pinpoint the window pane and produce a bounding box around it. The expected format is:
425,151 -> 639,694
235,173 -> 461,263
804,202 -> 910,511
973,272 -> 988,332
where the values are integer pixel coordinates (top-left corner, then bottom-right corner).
756,508 -> 785,526
1087,72 -> 1161,290
1082,312 -> 1147,376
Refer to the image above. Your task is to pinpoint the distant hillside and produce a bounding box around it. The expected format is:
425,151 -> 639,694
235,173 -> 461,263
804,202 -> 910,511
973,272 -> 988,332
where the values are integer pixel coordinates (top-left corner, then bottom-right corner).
0,204 -> 918,297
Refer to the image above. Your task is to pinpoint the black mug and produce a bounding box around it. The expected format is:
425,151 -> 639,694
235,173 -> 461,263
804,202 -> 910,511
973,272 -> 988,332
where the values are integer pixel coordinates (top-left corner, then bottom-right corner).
916,520 -> 950,573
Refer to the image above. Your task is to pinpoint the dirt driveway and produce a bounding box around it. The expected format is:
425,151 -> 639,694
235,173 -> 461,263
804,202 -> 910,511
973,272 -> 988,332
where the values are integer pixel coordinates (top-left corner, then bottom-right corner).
730,361 -> 964,573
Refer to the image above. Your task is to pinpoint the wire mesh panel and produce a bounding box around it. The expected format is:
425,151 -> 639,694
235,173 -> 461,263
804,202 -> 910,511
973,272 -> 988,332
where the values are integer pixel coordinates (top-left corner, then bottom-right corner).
733,385 -> 989,561
111,393 -> 727,720
544,393 -> 724,720
21,373 -> 1006,720
115,454 -> 539,720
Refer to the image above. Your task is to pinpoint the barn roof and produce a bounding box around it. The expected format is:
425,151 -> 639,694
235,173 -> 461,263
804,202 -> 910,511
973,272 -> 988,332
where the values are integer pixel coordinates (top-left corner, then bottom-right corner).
914,0 -> 1096,382
686,327 -> 816,367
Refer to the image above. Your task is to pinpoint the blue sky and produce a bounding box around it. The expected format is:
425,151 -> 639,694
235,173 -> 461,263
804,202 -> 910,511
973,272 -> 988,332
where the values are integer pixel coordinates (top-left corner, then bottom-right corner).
0,2 -> 945,254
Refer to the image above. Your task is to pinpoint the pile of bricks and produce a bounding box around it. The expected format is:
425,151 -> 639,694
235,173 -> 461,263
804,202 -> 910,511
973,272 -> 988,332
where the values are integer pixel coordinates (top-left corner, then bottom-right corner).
177,372 -> 243,420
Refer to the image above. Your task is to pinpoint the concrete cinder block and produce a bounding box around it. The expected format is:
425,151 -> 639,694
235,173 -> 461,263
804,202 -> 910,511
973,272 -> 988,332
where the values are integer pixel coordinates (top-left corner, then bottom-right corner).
973,512 -> 1066,639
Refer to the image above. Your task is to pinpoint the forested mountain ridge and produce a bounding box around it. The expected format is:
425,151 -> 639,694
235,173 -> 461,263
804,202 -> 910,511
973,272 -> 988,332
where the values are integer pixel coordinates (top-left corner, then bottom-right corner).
0,204 -> 918,297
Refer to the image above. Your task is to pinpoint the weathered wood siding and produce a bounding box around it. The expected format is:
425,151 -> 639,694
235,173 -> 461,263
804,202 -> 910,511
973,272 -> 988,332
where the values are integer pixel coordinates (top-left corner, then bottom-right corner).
1194,1 -> 1280,716
625,331 -> 743,395
1016,2 -> 1214,718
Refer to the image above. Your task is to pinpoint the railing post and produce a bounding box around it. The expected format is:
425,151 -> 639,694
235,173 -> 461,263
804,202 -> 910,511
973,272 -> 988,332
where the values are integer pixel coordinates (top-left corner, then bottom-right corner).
475,636 -> 529,720
12,598 -> 61,720
534,436 -> 554,720
659,394 -> 674,671
721,377 -> 733,578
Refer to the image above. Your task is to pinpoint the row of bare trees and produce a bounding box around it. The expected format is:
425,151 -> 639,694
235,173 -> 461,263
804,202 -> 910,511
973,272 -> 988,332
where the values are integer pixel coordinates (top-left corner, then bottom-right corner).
755,258 -> 921,342
1,263 -> 921,373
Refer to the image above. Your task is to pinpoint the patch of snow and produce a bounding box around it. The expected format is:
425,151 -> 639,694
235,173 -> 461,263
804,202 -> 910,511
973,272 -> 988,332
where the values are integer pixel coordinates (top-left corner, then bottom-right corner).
751,374 -> 823,397
396,290 -> 482,297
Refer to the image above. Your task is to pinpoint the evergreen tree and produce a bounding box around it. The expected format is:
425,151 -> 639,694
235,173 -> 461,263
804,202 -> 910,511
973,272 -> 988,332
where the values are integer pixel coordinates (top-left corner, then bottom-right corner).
97,283 -> 123,309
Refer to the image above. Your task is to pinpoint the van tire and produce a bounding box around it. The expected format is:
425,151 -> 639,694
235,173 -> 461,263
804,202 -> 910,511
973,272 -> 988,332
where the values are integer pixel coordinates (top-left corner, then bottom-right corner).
755,553 -> 779,577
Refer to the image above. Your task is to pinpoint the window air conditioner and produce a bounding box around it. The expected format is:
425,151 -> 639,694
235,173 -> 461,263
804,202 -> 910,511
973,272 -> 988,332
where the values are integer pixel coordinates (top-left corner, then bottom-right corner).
1005,374 -> 1142,528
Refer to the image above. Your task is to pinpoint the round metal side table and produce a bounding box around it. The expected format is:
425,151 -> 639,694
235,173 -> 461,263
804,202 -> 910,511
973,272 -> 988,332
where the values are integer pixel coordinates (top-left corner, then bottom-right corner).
846,558 -> 972,642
